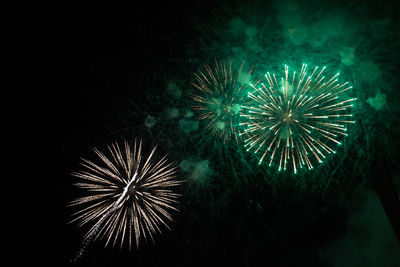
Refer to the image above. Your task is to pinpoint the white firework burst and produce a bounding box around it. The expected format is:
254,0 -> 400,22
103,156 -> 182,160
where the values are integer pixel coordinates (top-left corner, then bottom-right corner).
69,139 -> 181,251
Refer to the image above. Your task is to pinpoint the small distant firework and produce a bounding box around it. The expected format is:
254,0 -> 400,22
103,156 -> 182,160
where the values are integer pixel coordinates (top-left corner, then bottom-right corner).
240,64 -> 356,173
69,139 -> 181,253
191,59 -> 254,143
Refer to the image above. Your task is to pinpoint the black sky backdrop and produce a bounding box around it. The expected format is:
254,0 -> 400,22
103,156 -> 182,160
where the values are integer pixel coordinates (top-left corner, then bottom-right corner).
37,1 -> 400,266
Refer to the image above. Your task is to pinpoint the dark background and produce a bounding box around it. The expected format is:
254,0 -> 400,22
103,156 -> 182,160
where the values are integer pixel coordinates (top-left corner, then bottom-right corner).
39,0 -> 400,266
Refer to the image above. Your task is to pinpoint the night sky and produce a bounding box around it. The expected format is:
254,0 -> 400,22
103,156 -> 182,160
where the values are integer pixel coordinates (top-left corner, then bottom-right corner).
46,0 -> 400,266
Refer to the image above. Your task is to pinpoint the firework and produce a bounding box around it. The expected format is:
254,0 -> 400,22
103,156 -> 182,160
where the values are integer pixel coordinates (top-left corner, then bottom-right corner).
69,139 -> 181,252
240,64 -> 356,173
191,59 -> 254,143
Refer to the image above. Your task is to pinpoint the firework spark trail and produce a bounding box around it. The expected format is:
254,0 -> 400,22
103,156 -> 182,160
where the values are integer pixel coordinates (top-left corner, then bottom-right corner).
240,64 -> 356,173
69,139 -> 181,262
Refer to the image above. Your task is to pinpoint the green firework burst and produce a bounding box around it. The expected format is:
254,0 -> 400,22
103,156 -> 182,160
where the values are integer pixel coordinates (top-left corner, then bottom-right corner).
190,59 -> 254,143
240,64 -> 357,173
